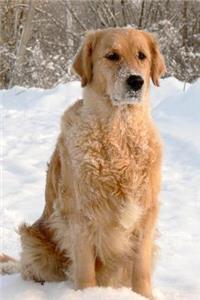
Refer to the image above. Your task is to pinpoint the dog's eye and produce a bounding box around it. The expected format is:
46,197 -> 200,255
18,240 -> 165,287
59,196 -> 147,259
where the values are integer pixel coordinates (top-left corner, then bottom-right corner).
105,52 -> 120,61
138,51 -> 146,60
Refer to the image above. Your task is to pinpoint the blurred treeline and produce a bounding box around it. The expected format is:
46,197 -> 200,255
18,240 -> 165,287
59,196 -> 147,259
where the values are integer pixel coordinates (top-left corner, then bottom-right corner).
0,0 -> 199,89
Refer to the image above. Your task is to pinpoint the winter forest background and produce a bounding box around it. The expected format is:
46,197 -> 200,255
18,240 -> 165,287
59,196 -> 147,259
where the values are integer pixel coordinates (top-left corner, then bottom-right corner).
0,0 -> 200,89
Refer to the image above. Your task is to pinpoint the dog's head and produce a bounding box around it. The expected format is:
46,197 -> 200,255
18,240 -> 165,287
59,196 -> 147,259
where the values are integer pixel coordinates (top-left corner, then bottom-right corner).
73,28 -> 166,105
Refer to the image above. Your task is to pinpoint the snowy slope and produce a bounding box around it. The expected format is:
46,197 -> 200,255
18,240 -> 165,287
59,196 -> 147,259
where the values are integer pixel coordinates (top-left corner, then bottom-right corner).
1,78 -> 200,299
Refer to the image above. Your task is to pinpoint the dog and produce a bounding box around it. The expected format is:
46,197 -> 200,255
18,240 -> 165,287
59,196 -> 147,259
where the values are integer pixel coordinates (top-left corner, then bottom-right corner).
0,27 -> 166,299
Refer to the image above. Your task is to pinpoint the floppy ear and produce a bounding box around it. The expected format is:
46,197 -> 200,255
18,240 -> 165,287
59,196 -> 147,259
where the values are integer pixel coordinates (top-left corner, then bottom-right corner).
72,31 -> 96,87
144,32 -> 166,86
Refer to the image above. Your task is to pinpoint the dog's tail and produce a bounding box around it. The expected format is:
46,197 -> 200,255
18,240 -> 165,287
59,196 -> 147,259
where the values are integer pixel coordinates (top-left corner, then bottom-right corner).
0,254 -> 20,275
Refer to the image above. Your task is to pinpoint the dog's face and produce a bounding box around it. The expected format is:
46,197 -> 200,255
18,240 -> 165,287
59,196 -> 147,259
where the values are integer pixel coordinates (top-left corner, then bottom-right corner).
73,28 -> 166,105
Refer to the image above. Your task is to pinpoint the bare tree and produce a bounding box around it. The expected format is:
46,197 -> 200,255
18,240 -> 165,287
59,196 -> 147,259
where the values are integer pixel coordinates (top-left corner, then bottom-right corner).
182,0 -> 188,47
9,0 -> 34,87
138,0 -> 145,28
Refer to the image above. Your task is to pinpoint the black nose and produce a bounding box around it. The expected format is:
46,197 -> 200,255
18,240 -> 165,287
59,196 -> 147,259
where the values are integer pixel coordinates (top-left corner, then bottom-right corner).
126,75 -> 144,91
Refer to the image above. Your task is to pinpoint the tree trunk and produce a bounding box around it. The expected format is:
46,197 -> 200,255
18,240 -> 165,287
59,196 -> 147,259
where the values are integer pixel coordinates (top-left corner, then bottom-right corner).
121,0 -> 127,26
9,0 -> 35,87
182,0 -> 188,47
139,0 -> 145,28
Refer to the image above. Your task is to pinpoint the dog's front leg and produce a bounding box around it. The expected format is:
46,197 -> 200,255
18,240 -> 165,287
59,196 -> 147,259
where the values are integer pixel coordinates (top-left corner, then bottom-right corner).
131,206 -> 158,299
73,229 -> 96,289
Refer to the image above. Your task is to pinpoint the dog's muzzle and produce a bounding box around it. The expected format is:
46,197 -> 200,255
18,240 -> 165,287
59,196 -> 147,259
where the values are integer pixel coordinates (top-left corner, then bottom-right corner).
109,69 -> 144,105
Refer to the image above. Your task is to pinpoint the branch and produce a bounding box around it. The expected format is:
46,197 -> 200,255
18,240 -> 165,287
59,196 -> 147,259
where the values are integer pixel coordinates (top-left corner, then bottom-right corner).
102,0 -> 117,26
88,2 -> 107,27
64,2 -> 87,31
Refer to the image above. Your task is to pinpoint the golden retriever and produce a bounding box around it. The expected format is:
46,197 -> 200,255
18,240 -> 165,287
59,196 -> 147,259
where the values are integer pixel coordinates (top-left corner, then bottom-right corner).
0,27 -> 166,299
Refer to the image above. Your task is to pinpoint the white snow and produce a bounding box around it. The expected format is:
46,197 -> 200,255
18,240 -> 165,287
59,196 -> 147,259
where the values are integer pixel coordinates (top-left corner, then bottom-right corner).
1,77 -> 200,299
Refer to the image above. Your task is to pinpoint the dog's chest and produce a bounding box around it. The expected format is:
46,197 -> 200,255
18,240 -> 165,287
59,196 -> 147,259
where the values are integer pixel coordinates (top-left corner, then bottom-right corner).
68,119 -> 153,205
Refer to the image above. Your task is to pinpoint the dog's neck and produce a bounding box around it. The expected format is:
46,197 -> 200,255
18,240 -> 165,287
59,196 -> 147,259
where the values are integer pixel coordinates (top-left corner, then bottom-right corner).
82,86 -> 151,124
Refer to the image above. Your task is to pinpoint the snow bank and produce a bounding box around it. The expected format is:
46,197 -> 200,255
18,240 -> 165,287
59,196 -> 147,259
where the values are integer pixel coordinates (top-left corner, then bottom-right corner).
1,274 -> 147,300
1,77 -> 200,299
150,76 -> 187,108
155,78 -> 200,121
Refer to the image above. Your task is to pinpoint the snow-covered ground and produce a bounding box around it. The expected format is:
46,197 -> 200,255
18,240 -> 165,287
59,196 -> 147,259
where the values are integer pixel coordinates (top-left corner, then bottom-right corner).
1,77 -> 200,299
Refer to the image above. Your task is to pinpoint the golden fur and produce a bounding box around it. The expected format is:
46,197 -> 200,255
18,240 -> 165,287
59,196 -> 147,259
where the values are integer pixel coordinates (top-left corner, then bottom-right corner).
1,28 -> 166,299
